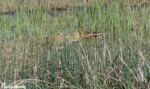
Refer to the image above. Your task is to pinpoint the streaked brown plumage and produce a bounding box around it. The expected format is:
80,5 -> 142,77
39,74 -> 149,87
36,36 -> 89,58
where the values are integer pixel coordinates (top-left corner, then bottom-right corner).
39,31 -> 104,48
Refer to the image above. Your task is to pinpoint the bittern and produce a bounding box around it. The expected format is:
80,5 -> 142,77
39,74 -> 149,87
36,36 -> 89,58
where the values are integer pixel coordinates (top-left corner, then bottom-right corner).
39,31 -> 104,48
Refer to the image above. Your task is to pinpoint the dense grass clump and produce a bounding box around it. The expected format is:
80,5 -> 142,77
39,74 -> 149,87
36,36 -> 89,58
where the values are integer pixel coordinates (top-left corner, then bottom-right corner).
0,0 -> 150,89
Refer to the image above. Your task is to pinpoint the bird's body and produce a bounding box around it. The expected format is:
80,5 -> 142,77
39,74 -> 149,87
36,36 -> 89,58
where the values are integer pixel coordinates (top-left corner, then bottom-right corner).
39,31 -> 104,48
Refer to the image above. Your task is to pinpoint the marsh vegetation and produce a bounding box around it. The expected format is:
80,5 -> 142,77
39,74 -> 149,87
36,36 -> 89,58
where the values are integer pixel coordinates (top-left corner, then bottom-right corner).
1,0 -> 150,89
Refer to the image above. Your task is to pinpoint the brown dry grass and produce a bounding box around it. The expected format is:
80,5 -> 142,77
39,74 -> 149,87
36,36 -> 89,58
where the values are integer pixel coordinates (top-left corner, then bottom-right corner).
123,0 -> 150,7
0,0 -> 150,14
0,0 -> 95,14
0,1 -> 16,14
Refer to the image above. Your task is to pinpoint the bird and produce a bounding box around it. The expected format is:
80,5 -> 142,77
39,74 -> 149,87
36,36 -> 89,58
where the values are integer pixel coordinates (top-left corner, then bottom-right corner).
63,31 -> 104,44
39,31 -> 105,48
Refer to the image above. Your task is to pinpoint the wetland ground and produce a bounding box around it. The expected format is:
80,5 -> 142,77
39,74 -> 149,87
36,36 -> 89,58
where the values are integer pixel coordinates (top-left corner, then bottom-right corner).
1,0 -> 150,89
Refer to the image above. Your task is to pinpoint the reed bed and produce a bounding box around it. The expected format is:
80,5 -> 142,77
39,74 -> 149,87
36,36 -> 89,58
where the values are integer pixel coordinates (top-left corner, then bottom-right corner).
1,0 -> 150,89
